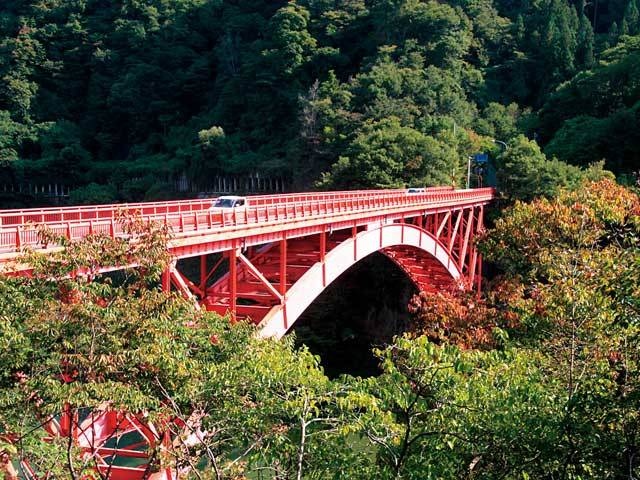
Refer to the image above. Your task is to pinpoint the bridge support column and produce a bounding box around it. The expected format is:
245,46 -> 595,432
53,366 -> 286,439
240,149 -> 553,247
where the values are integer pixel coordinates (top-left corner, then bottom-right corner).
448,210 -> 462,252
319,230 -> 326,287
459,209 -> 474,275
161,268 -> 170,292
279,238 -> 287,295
229,244 -> 237,322
199,255 -> 207,293
352,225 -> 358,260
279,238 -> 288,330
474,205 -> 485,295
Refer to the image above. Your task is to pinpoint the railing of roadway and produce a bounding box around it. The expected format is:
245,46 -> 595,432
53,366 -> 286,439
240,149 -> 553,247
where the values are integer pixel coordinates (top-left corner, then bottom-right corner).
0,187 -> 493,254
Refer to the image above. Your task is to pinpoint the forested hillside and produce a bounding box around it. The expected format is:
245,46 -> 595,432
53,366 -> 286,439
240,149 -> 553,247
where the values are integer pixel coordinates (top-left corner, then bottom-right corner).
0,0 -> 638,202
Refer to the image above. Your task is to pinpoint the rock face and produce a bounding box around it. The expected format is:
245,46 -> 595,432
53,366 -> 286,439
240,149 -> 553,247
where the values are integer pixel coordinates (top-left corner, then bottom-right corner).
292,252 -> 416,378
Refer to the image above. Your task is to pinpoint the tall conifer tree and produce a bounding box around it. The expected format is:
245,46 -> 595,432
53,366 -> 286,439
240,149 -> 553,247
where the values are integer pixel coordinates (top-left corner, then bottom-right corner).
621,0 -> 639,35
577,13 -> 595,67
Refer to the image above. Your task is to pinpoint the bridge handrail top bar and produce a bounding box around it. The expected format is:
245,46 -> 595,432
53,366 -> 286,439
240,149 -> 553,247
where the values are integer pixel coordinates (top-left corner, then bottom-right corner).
0,186 -> 466,218
0,188 -> 494,231
0,188 -> 412,215
0,187 -> 491,214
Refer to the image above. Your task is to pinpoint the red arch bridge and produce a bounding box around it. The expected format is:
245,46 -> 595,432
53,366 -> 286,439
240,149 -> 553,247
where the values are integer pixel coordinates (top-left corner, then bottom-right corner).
0,186 -> 493,338
0,186 -> 494,479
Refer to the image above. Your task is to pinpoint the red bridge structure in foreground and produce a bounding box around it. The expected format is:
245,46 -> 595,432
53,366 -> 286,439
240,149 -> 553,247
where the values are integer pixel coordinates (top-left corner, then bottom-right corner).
0,186 -> 494,479
0,186 -> 494,338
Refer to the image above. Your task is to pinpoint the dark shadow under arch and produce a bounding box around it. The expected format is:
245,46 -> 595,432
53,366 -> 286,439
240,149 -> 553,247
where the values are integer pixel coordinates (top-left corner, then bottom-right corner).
291,252 -> 416,378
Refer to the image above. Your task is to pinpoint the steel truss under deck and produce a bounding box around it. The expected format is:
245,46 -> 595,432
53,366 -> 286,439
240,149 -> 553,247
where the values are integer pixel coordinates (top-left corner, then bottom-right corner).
165,203 -> 486,338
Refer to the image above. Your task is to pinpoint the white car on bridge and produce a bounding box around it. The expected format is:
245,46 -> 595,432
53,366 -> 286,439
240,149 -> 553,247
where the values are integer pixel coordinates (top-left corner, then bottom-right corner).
209,195 -> 247,211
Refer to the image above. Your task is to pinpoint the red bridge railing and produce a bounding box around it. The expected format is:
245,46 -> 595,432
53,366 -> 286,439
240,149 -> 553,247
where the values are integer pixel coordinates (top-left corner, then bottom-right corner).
0,189 -> 402,226
0,187 -> 494,254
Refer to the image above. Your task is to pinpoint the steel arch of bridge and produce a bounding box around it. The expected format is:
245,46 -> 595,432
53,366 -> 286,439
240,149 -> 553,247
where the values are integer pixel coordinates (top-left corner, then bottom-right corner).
166,202 -> 487,337
258,222 -> 465,338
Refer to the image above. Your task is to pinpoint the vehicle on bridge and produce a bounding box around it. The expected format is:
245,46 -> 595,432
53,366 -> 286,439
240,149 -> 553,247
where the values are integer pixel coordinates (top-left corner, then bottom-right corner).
209,195 -> 247,211
407,186 -> 454,194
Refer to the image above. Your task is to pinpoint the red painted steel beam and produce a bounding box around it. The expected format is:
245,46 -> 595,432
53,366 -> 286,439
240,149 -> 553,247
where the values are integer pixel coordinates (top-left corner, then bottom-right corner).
169,266 -> 202,304
237,252 -> 283,302
448,210 -> 463,252
279,238 -> 287,296
319,230 -> 326,286
229,244 -> 237,322
459,208 -> 475,274
199,255 -> 207,293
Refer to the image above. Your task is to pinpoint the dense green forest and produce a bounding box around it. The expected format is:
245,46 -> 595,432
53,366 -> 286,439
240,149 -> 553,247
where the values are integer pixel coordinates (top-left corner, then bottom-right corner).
1,0 -> 639,204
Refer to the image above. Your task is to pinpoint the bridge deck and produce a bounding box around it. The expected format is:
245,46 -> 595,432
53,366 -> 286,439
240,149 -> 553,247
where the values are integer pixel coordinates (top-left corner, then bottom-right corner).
0,187 -> 494,264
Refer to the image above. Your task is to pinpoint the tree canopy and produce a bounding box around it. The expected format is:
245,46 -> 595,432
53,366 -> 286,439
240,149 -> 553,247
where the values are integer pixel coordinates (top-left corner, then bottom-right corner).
0,0 -> 638,204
